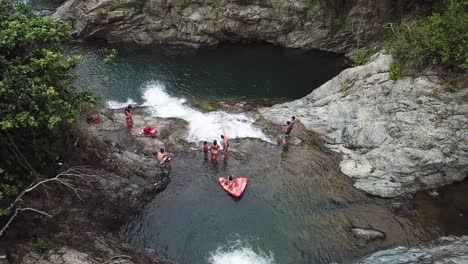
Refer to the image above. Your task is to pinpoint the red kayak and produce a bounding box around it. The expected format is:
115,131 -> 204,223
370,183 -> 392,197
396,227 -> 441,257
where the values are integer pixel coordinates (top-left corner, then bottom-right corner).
219,177 -> 248,198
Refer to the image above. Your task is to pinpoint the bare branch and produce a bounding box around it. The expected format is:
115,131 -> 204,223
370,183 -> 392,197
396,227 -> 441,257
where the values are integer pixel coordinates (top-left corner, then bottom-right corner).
385,23 -> 397,36
0,167 -> 97,238
403,23 -> 414,40
8,167 -> 97,210
0,207 -> 52,237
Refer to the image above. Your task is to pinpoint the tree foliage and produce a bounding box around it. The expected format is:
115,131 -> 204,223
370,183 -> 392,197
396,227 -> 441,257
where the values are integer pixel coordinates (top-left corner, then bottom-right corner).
0,0 -> 98,223
0,0 -> 97,130
385,0 -> 467,71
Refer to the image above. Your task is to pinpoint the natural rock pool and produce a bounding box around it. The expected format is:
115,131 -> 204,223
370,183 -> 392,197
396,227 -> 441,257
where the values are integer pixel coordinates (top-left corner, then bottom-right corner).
76,45 -> 467,263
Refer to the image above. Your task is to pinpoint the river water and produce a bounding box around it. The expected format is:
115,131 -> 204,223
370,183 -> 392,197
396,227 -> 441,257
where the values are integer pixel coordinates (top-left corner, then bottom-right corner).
73,45 -> 468,264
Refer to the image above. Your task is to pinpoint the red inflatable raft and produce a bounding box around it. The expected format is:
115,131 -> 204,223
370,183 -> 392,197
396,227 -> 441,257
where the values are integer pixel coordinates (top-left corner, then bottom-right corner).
219,177 -> 248,198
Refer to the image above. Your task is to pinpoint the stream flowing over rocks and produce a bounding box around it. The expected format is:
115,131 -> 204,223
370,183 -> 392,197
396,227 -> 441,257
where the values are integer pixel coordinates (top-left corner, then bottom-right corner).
260,53 -> 468,198
52,0 -> 424,54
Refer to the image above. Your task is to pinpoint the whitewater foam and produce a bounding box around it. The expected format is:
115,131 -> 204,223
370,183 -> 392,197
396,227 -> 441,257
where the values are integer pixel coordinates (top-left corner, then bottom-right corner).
106,98 -> 136,109
208,239 -> 276,264
137,82 -> 271,143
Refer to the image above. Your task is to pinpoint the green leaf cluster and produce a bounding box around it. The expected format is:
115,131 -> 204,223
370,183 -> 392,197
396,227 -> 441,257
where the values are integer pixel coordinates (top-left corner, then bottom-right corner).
354,46 -> 379,66
35,239 -> 59,253
385,0 -> 467,71
0,0 -> 97,131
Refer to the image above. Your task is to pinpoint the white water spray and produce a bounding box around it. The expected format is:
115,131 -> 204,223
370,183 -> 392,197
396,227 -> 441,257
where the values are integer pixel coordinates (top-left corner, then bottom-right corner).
134,82 -> 271,143
208,238 -> 276,264
106,98 -> 136,109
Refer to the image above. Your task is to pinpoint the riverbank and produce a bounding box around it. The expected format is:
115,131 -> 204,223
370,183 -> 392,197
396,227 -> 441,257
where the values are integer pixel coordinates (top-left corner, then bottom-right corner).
260,52 -> 468,198
1,122 -> 173,263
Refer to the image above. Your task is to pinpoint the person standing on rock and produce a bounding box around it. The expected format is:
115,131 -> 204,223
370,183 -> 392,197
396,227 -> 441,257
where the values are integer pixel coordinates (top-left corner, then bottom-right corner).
210,140 -> 220,161
221,129 -> 229,158
124,105 -> 134,132
202,141 -> 209,160
283,121 -> 293,144
290,116 -> 297,127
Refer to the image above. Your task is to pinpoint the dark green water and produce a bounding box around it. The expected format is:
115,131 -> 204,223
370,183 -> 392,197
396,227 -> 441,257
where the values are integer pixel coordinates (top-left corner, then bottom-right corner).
75,45 -> 347,103
121,141 -> 443,264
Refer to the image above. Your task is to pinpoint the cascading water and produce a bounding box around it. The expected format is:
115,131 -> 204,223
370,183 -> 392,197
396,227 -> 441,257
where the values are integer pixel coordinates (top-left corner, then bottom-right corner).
107,82 -> 271,143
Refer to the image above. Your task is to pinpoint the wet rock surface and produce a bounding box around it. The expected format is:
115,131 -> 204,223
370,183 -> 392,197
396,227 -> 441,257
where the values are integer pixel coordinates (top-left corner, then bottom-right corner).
52,0 -> 422,55
352,228 -> 385,242
355,236 -> 468,264
260,52 -> 468,198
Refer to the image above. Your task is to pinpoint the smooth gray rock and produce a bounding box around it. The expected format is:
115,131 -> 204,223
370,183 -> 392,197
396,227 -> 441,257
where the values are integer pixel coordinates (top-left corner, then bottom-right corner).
352,228 -> 385,241
356,236 -> 468,264
260,52 -> 468,198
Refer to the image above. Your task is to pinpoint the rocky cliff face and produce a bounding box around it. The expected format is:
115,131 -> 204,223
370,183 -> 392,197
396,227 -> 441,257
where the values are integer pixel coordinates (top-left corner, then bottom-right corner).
53,0 -> 424,54
260,53 -> 468,198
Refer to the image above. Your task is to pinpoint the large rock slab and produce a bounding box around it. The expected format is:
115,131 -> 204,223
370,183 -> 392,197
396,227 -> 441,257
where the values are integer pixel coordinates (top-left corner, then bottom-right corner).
260,52 -> 468,198
356,236 -> 468,264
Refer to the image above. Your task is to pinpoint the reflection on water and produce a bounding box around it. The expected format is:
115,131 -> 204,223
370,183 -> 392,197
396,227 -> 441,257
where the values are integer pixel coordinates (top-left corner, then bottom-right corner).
122,141 -> 441,264
75,44 -> 347,103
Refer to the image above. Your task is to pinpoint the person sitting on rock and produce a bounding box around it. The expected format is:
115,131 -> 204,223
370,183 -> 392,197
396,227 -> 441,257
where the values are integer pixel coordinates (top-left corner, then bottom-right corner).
210,140 -> 220,161
156,147 -> 171,165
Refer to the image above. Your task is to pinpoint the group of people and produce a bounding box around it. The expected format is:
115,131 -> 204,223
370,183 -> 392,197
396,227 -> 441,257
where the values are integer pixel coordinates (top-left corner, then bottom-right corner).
202,130 -> 230,161
283,116 -> 296,143
124,105 -> 171,166
124,104 -> 296,166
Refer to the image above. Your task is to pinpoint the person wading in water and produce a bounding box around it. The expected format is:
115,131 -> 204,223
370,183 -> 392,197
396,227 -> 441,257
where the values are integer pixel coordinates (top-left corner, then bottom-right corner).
210,140 -> 220,161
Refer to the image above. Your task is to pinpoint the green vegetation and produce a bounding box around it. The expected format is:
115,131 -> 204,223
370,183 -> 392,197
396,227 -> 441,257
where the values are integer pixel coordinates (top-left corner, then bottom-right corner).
332,16 -> 347,30
0,0 -> 97,226
385,0 -> 467,71
305,0 -> 320,18
96,9 -> 107,19
35,239 -> 59,253
389,64 -> 403,80
192,100 -> 215,112
354,46 -> 379,66
103,49 -> 118,63
135,0 -> 146,13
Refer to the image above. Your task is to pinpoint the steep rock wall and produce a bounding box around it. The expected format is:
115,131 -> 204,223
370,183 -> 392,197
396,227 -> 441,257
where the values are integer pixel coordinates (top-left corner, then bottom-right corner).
53,0 -> 427,54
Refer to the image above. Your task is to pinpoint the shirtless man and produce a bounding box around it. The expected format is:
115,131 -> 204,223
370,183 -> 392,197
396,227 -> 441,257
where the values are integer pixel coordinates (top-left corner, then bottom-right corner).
156,148 -> 171,165
220,129 -> 230,158
283,121 -> 293,144
210,140 -> 220,161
